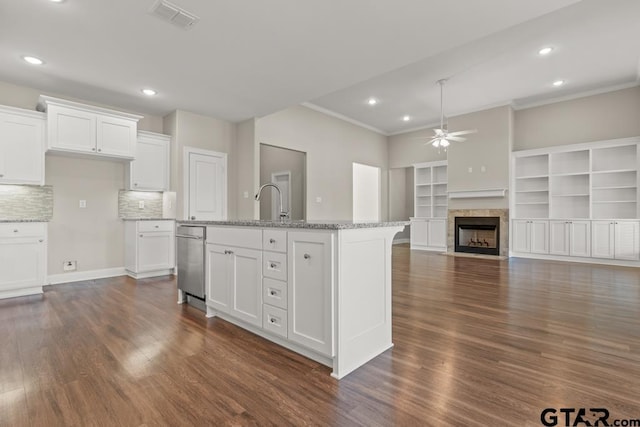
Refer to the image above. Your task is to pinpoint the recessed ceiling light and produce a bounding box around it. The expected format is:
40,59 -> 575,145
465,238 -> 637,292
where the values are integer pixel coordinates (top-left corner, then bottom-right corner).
402,115 -> 411,122
367,97 -> 378,106
141,88 -> 157,96
538,47 -> 553,56
23,56 -> 44,65
49,0 -> 65,2
553,80 -> 565,87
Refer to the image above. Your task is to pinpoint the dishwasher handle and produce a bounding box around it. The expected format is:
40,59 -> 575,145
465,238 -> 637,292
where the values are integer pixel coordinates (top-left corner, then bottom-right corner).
176,234 -> 203,240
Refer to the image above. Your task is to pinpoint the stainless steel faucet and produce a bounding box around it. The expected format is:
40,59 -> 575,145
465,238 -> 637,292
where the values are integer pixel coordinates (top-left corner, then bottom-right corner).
255,183 -> 289,222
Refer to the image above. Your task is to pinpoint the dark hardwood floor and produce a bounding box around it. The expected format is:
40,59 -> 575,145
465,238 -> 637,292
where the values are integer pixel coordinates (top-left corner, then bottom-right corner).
2,245 -> 640,426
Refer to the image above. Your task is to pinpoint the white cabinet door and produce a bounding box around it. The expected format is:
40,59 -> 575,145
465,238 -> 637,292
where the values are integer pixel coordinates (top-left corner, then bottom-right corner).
512,220 -> 530,252
187,151 -> 227,221
47,105 -> 97,153
427,219 -> 447,249
530,220 -> 549,254
410,219 -> 428,248
549,221 -> 570,256
570,221 -> 591,257
96,115 -> 136,158
206,244 -> 231,313
130,133 -> 169,191
288,231 -> 333,356
229,247 -> 262,327
614,221 -> 640,260
137,232 -> 174,272
591,221 -> 615,259
0,238 -> 45,292
0,112 -> 44,185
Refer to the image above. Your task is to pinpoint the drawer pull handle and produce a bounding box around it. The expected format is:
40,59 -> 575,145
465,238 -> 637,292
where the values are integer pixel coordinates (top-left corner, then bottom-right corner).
269,238 -> 276,244
13,229 -> 18,233
39,239 -> 44,243
270,317 -> 277,324
270,290 -> 277,296
303,253 -> 310,260
155,225 -> 159,228
270,263 -> 277,268
139,234 -> 144,237
224,250 -> 234,255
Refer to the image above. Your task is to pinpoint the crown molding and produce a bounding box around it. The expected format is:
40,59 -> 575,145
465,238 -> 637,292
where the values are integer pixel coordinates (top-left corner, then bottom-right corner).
300,102 -> 388,136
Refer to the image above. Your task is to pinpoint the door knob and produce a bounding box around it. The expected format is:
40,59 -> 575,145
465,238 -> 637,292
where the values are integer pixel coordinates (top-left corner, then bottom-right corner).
303,253 -> 311,260
269,238 -> 276,244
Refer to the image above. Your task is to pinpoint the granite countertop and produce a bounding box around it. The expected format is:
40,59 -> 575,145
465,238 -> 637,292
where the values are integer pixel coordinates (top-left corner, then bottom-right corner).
177,219 -> 409,230
121,217 -> 176,221
0,219 -> 50,223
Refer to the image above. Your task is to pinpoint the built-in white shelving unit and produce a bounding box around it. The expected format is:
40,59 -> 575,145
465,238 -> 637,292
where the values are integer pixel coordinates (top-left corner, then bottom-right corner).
411,160 -> 448,252
511,136 -> 640,265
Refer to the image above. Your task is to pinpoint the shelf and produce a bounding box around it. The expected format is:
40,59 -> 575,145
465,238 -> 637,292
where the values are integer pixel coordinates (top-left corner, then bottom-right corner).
592,185 -> 637,190
592,168 -> 637,174
516,202 -> 549,205
515,190 -> 549,193
551,193 -> 589,197
416,204 -> 432,207
516,174 -> 549,180
551,172 -> 589,177
433,182 -> 447,186
592,200 -> 636,204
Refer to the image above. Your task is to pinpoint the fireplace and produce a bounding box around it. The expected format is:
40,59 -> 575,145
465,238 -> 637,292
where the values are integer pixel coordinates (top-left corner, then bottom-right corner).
454,217 -> 500,256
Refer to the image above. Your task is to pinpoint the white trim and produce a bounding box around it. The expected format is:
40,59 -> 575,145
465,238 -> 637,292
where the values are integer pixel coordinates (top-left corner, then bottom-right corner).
38,95 -> 143,120
47,267 -> 127,285
125,269 -> 174,279
137,130 -> 171,140
301,102 -> 388,136
510,252 -> 640,268
183,146 -> 228,221
0,105 -> 46,120
448,189 -> 506,199
0,286 -> 43,299
512,82 -> 639,111
392,238 -> 410,245
512,136 -> 640,157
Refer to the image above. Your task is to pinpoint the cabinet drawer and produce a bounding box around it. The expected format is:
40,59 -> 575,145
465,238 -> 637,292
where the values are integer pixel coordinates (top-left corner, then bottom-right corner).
138,220 -> 174,232
263,305 -> 288,338
0,223 -> 46,238
263,230 -> 287,253
263,277 -> 287,310
207,227 -> 262,250
263,251 -> 287,281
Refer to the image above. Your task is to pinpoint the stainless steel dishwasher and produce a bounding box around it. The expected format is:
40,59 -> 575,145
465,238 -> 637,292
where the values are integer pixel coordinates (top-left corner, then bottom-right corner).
176,225 -> 206,311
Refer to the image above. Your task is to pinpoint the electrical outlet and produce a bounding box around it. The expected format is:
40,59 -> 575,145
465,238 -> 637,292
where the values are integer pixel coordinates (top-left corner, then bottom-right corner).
63,261 -> 77,272
79,200 -> 87,208
468,167 -> 473,173
481,165 -> 486,172
138,201 -> 145,209
243,191 -> 249,199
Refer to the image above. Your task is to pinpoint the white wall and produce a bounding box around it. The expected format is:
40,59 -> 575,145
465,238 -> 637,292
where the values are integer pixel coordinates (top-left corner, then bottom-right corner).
514,86 -> 640,150
0,80 -> 163,275
235,119 -> 259,220
254,105 -> 389,221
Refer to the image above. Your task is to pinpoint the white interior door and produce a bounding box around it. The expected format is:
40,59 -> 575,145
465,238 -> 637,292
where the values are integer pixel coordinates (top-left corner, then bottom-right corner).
271,171 -> 291,220
353,163 -> 380,221
187,149 -> 227,221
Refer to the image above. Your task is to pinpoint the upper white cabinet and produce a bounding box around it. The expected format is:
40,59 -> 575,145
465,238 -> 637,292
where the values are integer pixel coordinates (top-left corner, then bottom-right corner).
39,96 -> 142,160
127,131 -> 170,191
0,106 -> 45,185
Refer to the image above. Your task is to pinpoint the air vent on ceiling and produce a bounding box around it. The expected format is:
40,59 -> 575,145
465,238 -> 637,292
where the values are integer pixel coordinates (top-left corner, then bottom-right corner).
149,0 -> 199,30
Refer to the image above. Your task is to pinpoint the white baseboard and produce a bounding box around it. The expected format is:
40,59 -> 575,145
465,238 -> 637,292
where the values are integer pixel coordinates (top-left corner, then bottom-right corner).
393,238 -> 410,245
47,267 -> 127,285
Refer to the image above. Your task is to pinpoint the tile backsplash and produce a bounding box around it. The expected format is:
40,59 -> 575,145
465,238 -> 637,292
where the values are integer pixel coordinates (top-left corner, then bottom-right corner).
0,185 -> 54,220
118,190 -> 163,218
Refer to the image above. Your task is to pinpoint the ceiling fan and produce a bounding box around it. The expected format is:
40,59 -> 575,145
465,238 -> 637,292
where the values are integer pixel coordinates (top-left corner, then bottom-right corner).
428,79 -> 476,148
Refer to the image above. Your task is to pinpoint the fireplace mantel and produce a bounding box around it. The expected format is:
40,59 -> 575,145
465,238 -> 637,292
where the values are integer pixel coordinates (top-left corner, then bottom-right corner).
448,189 -> 506,199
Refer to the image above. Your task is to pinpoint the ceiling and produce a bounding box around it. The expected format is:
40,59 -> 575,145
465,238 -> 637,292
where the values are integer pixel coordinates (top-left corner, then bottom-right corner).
2,1 -> 637,136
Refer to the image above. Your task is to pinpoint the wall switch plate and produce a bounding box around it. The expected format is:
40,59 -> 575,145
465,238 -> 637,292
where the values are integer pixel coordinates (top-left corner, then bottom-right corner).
63,260 -> 77,272
139,201 -> 145,209
481,166 -> 486,172
79,200 -> 87,208
243,191 -> 249,199
468,167 -> 473,173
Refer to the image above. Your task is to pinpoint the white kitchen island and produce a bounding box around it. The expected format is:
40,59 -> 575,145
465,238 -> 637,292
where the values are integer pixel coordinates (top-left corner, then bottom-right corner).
178,220 -> 406,379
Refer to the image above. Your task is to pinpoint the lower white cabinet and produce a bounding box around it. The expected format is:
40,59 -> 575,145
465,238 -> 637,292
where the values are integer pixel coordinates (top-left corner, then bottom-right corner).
549,220 -> 591,257
410,218 -> 447,251
124,220 -> 175,278
288,231 -> 333,357
591,220 -> 640,260
0,223 -> 47,299
206,243 -> 263,327
512,219 -> 549,254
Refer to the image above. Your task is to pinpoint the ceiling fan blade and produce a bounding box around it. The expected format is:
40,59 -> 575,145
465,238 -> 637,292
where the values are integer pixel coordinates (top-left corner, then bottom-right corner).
448,129 -> 477,136
447,136 -> 466,142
